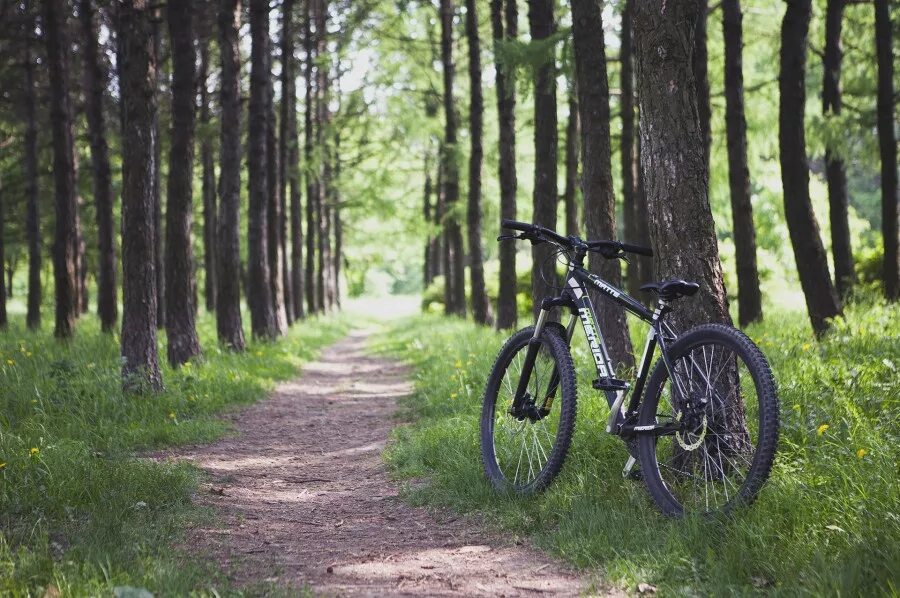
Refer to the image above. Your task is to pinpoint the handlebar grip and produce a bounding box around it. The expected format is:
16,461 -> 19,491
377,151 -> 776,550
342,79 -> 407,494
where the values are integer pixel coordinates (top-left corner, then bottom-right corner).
620,242 -> 653,257
500,219 -> 534,233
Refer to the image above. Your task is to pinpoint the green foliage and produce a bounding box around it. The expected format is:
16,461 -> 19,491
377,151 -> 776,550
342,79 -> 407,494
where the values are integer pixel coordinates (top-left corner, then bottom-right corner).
375,298 -> 899,595
0,312 -> 349,596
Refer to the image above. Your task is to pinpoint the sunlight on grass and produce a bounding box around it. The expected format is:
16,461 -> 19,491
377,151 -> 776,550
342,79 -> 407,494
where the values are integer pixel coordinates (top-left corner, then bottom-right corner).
375,297 -> 899,595
0,311 -> 349,595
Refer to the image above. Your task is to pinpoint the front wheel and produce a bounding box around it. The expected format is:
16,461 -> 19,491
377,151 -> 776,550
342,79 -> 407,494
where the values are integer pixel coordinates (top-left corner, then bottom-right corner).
637,324 -> 779,516
480,325 -> 577,494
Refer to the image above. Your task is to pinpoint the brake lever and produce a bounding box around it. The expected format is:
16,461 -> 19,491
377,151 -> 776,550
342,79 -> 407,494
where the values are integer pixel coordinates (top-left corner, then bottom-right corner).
497,234 -> 520,242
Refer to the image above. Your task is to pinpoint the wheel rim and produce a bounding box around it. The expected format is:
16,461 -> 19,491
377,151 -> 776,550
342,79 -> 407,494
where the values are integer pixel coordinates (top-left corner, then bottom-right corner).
650,341 -> 761,513
491,339 -> 562,490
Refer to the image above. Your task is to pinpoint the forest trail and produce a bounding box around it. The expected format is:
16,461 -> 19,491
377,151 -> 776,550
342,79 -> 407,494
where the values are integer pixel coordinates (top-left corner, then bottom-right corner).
163,329 -> 600,597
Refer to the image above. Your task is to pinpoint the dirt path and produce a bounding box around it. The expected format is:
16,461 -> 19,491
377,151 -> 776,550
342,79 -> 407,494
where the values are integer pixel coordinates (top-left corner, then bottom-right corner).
163,330 -> 599,596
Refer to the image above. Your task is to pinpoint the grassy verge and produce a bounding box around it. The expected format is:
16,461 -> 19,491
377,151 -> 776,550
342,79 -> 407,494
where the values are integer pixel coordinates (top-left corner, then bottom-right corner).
376,299 -> 899,595
0,312 -> 349,596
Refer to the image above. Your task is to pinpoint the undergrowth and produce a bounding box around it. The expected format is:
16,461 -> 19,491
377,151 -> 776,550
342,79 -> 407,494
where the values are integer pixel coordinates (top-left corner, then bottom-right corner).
377,298 -> 899,596
0,312 -> 348,596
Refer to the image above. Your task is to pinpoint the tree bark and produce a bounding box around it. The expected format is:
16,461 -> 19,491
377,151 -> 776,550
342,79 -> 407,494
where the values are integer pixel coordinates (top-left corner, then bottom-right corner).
283,0 -> 305,320
0,176 -> 7,329
80,0 -> 117,332
267,70 -> 288,334
528,0 -> 558,320
621,0 -> 645,298
216,0 -> 246,350
572,0 -> 633,369
119,0 -> 162,391
424,156 -> 434,285
199,14 -> 217,313
151,11 -> 165,329
304,1 -> 319,314
430,153 -> 445,280
875,0 -> 898,301
23,27 -> 42,330
492,0 -> 518,329
693,0 -> 711,178
247,0 -> 277,339
165,0 -> 202,366
439,0 -> 466,317
634,0 -> 731,332
465,0 -> 490,325
279,0 -> 294,323
45,0 -> 80,339
722,0 -> 763,326
822,0 -> 854,298
563,87 -> 579,237
315,0 -> 332,312
779,0 -> 842,335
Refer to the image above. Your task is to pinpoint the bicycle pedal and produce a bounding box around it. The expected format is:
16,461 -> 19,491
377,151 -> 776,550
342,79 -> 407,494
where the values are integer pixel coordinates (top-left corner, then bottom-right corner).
593,377 -> 629,391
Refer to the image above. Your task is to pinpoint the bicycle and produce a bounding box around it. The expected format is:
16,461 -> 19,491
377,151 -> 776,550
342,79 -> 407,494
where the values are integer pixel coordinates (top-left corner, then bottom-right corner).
480,219 -> 779,517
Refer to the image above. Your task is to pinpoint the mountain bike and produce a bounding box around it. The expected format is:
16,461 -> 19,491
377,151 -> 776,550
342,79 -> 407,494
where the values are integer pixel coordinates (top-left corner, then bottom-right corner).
480,220 -> 779,517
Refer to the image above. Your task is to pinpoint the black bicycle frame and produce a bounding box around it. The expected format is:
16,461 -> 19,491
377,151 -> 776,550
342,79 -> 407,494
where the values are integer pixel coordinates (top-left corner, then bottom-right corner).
510,261 -> 682,436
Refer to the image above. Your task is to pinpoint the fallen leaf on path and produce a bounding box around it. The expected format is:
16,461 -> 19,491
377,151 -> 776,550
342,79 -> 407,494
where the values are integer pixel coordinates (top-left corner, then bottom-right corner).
637,582 -> 657,594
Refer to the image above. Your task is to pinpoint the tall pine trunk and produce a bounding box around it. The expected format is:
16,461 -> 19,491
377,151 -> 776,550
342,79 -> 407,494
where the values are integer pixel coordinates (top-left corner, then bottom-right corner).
439,0 -> 466,317
693,0 -> 711,177
45,0 -> 80,339
80,0 -> 117,332
465,0 -> 490,325
304,2 -> 319,314
634,0 -> 731,331
119,0 -> 162,391
151,12 -> 165,329
165,0 -> 202,366
267,71 -> 288,334
572,0 -> 633,369
0,177 -> 6,329
247,0 -> 277,338
216,0 -> 246,350
563,87 -> 579,236
723,0 -> 763,326
779,0 -> 842,335
823,0 -> 854,298
528,0 -> 558,320
283,0 -> 305,320
315,0 -> 331,312
875,0 -> 898,301
23,28 -> 42,330
424,156 -> 434,285
492,0 -> 518,329
199,14 -> 217,313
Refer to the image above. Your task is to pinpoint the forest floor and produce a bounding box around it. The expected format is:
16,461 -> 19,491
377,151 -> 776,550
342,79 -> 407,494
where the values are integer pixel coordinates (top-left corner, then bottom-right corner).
157,329 -> 600,597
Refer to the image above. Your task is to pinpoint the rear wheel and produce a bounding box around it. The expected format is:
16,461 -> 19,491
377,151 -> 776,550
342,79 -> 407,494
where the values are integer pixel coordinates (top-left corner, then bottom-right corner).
637,324 -> 779,516
480,326 -> 577,494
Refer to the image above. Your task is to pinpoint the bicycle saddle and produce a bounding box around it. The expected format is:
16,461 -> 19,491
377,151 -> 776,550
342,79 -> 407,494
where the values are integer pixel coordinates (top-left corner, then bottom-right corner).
640,279 -> 700,301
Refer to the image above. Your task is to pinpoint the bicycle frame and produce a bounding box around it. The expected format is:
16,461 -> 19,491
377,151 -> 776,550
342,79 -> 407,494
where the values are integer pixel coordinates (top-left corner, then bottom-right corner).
510,259 -> 683,438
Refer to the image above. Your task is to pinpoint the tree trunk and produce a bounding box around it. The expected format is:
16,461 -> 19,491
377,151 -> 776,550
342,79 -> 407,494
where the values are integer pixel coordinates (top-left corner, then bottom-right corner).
119,0 -> 162,391
151,11 -> 165,329
23,31 -> 41,330
424,157 -> 434,285
779,0 -> 842,335
0,176 -> 7,329
165,0 -> 202,366
315,0 -> 331,312
528,0 -> 558,320
633,0 -> 731,332
430,153 -> 444,280
279,0 -> 295,323
875,0 -> 898,301
465,0 -> 490,325
80,0 -> 117,332
45,0 -> 80,339
283,0 -> 305,320
439,0 -> 466,317
267,71 -> 288,334
723,0 -> 763,326
822,0 -> 854,298
332,131 -> 343,308
76,206 -> 88,315
304,1 -> 319,315
216,0 -> 246,350
572,0 -> 633,369
247,0 -> 277,339
621,0 -> 644,298
199,14 -> 217,314
693,0 -> 711,178
492,0 -> 518,329
563,87 -> 579,237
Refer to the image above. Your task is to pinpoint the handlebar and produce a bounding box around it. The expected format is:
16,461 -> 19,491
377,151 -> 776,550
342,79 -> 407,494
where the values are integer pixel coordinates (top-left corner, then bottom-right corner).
499,219 -> 653,258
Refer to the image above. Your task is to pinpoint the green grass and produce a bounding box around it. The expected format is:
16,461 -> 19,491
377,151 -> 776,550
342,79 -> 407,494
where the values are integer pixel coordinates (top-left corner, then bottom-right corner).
0,311 -> 349,596
376,298 -> 900,596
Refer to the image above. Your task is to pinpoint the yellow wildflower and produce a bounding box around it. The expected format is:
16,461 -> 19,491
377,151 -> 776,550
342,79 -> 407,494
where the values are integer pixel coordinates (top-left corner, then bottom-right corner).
168,412 -> 176,419
454,359 -> 463,369
792,404 -> 801,411
450,393 -> 458,399
801,343 -> 811,351
255,351 -> 263,357
0,462 -> 6,470
25,352 -> 32,357
856,448 -> 867,459
29,448 -> 39,456
6,359 -> 14,366
816,424 -> 829,436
